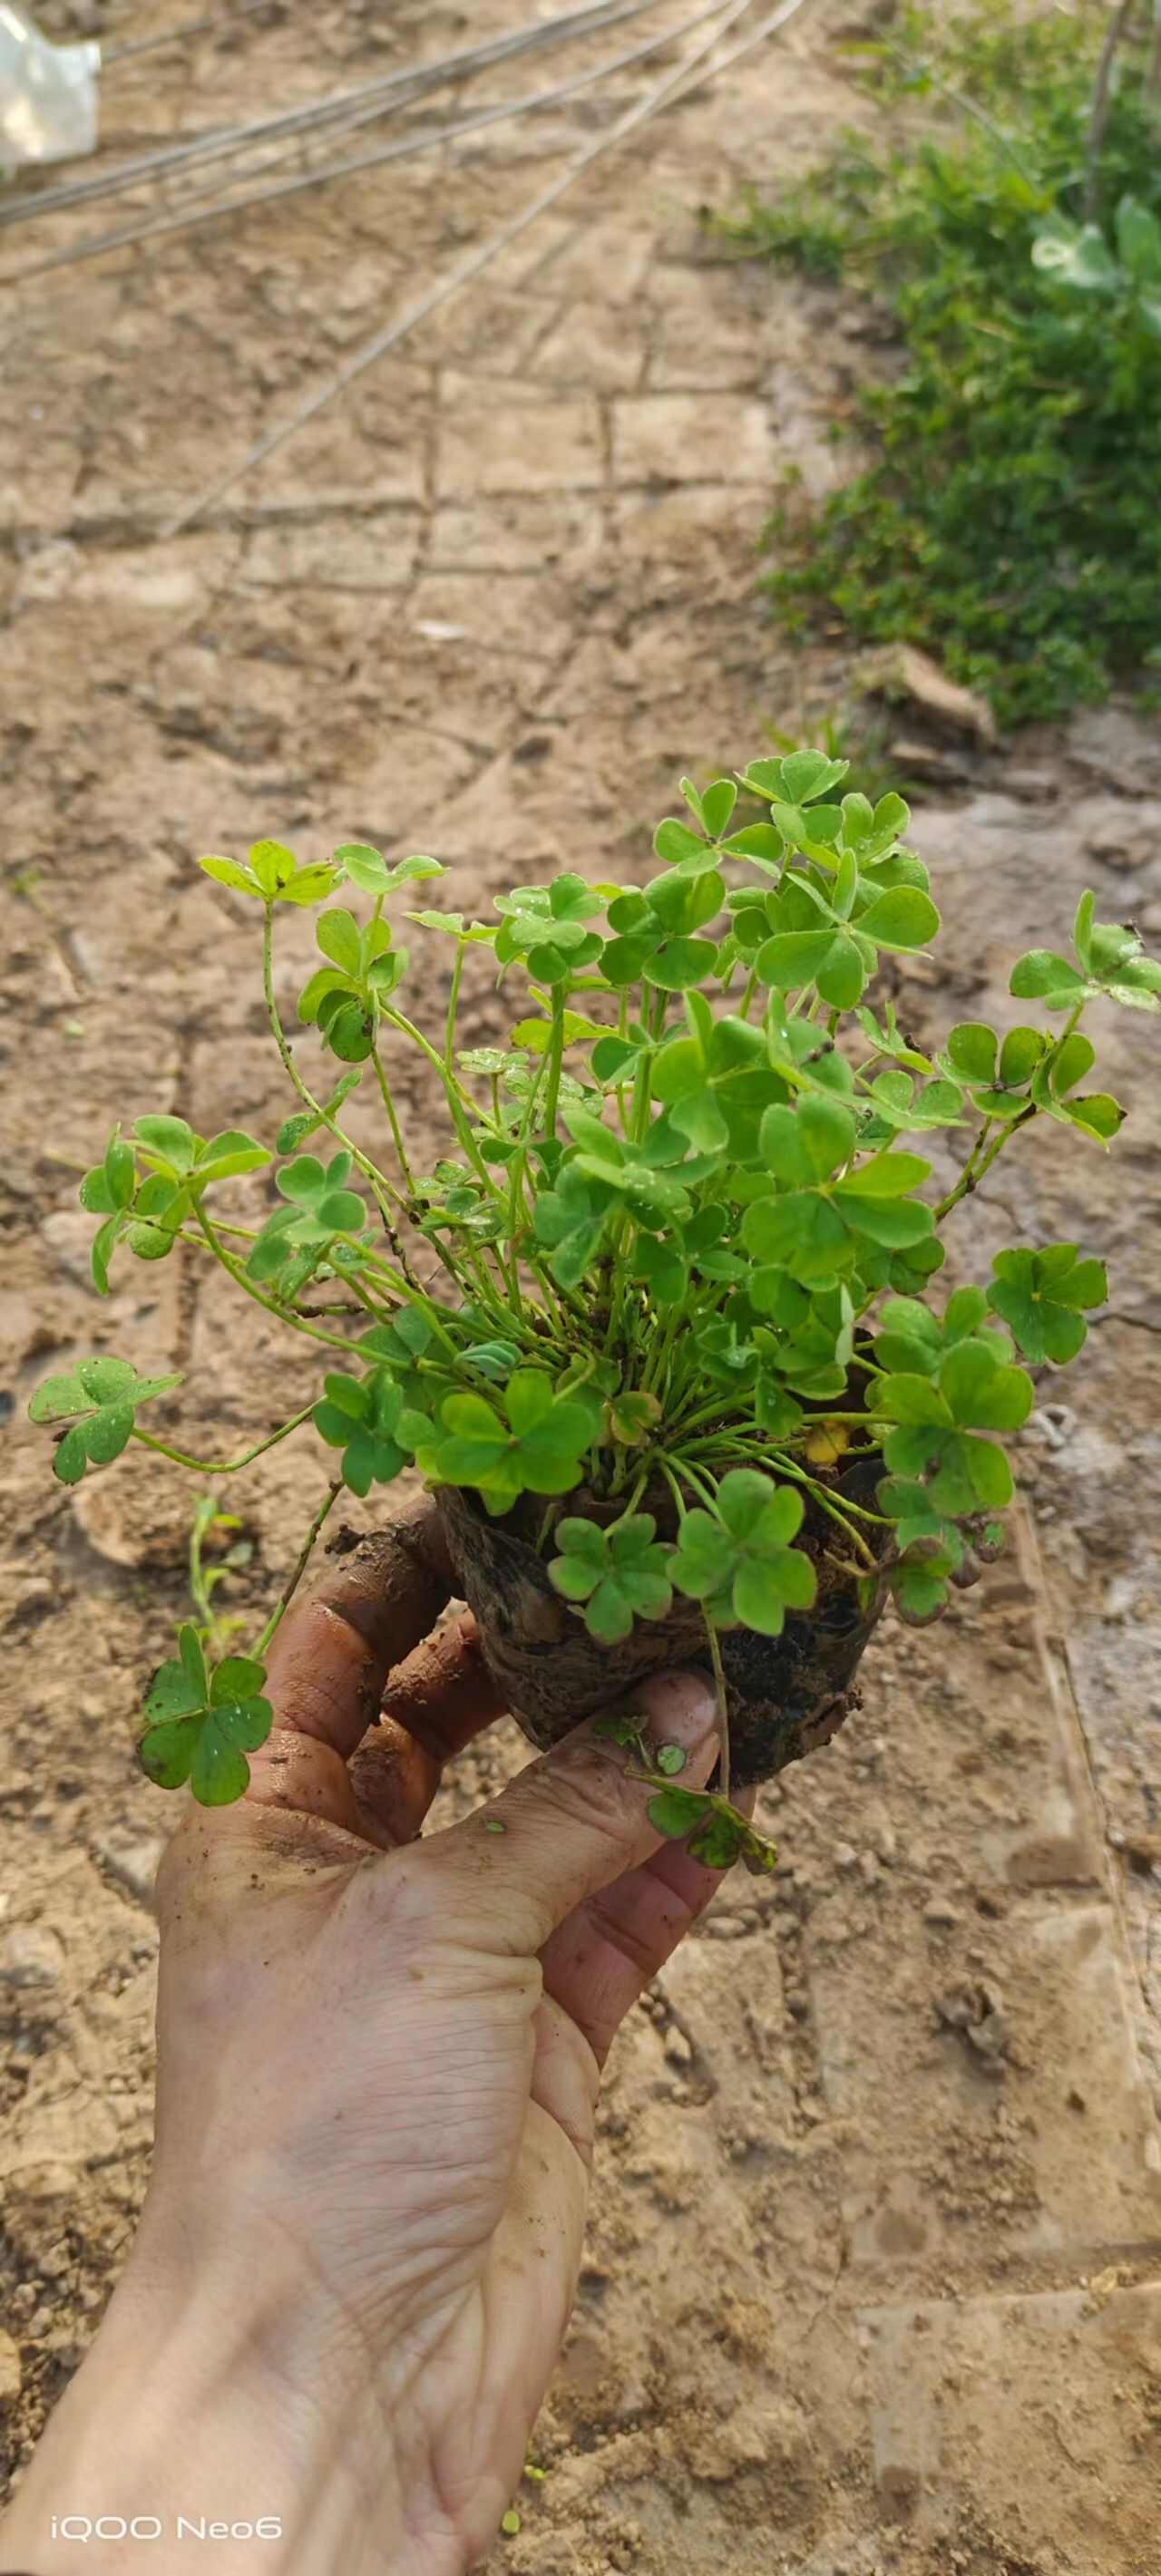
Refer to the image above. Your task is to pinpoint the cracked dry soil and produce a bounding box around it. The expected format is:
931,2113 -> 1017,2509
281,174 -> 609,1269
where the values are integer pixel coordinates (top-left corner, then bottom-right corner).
2,0 -> 1161,2567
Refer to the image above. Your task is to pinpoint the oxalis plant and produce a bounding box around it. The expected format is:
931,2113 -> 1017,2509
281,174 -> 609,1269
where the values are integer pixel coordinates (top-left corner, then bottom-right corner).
29,749 -> 1159,1874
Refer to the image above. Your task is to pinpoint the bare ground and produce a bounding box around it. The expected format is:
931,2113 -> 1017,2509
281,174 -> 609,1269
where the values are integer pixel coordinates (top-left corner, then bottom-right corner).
2,3 -> 1160,2568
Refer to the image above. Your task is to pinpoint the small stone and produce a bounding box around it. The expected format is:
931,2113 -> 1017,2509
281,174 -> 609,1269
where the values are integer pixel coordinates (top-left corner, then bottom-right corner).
859,1851 -> 880,1887
965,2007 -> 1008,2064
0,1924 -> 64,1988
923,1896 -> 961,1929
93,1831 -> 166,1906
663,2023 -> 694,2068
0,2328 -> 23,2405
857,641 -> 998,745
834,1842 -> 858,1872
1084,814 -> 1157,870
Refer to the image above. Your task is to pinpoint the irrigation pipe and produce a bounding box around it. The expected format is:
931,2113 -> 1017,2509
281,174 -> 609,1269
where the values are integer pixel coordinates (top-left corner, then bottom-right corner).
165,0 -> 815,538
4,0 -> 729,285
103,0 -> 276,65
0,0 -> 663,229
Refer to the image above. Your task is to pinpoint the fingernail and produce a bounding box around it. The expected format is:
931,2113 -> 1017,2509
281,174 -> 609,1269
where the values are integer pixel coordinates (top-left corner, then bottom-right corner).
636,1668 -> 718,1754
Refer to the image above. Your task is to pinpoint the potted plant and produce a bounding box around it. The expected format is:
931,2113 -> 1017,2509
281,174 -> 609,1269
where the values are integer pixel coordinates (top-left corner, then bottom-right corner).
29,747 -> 1159,1875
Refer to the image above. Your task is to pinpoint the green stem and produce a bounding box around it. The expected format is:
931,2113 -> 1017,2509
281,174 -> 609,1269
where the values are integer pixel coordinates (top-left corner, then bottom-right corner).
933,1104 -> 1035,1223
658,1458 -> 690,1522
379,1006 -> 499,1198
607,1469 -> 649,1526
132,1404 -> 316,1476
261,905 -> 408,1222
195,1207 -> 358,1355
370,1045 -> 415,1197
704,1616 -> 730,1803
445,946 -> 465,1072
506,1048 -> 550,1242
252,1481 -> 343,1659
543,984 -> 567,1143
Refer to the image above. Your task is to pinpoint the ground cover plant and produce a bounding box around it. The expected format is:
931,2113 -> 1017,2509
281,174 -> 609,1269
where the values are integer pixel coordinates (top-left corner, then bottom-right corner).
718,0 -> 1161,727
29,750 -> 1160,1870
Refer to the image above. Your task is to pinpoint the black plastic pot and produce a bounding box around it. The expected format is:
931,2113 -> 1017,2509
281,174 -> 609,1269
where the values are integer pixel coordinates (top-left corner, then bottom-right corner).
437,1459 -> 888,1790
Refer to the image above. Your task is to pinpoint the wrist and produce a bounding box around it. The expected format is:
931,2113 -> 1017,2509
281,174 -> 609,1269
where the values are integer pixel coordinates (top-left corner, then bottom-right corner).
0,2187 -> 463,2576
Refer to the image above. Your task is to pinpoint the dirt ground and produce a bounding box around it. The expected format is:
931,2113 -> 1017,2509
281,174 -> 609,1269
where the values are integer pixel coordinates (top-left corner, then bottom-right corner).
2,1 -> 1160,2567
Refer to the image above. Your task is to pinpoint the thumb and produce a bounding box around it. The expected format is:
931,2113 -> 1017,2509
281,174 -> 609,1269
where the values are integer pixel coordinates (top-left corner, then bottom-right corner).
415,1669 -> 719,1952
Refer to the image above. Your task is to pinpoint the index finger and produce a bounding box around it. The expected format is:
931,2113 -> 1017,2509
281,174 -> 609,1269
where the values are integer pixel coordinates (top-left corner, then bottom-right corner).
262,1496 -> 454,1762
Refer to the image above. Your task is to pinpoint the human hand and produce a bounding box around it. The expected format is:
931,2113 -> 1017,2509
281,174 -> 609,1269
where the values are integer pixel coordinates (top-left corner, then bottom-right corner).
1,1499 -> 725,2576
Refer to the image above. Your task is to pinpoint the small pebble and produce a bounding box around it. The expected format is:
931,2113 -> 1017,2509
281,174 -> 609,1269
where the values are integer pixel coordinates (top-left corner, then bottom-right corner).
0,1925 -> 64,1989
0,2328 -> 22,2405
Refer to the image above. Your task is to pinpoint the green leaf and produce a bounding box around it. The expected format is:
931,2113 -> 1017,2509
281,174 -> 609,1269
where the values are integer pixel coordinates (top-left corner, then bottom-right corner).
200,854 -> 261,898
654,817 -> 707,866
139,1715 -> 204,1790
643,935 -> 718,992
29,1357 -> 184,1482
210,1656 -> 267,1704
647,1787 -> 712,1839
987,1245 -> 1107,1365
840,1151 -> 931,1198
1032,219 -> 1118,293
776,750 -> 849,803
504,1370 -> 554,1436
317,909 -> 364,976
875,1373 -> 951,1426
946,1022 -> 998,1084
179,1622 -> 209,1701
1010,951 -> 1088,1010
731,1560 -> 791,1635
688,1811 -> 746,1870
142,1659 -> 205,1724
856,887 -> 940,950
134,1115 -> 194,1172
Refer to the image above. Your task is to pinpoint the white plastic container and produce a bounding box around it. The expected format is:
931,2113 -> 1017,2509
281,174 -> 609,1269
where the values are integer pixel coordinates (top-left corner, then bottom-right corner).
0,4 -> 100,168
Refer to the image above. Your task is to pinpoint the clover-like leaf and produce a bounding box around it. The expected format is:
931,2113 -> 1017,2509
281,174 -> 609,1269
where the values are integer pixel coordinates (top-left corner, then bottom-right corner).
549,1512 -> 673,1644
647,1785 -> 714,1839
873,1337 -> 1032,1519
29,1357 -> 183,1484
986,1244 -> 1107,1366
670,1471 -> 815,1638
335,845 -> 444,896
138,1627 -> 273,1806
249,1151 -> 368,1288
312,1366 -> 416,1496
415,1370 -> 600,1515
200,839 -> 339,907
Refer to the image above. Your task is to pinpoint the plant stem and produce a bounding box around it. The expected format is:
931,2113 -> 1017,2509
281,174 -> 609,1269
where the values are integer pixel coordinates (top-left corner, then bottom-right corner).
261,906 -> 408,1223
370,1044 -> 416,1196
379,1005 -> 501,1198
933,1105 -> 1035,1222
253,1481 -> 343,1659
195,1207 -> 358,1355
704,1616 -> 730,1803
131,1403 -> 316,1475
444,944 -> 465,1071
1084,0 -> 1137,217
543,984 -> 567,1142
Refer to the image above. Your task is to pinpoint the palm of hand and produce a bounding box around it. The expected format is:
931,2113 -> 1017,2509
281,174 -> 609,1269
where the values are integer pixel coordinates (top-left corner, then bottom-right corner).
150,1505 -> 720,2571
